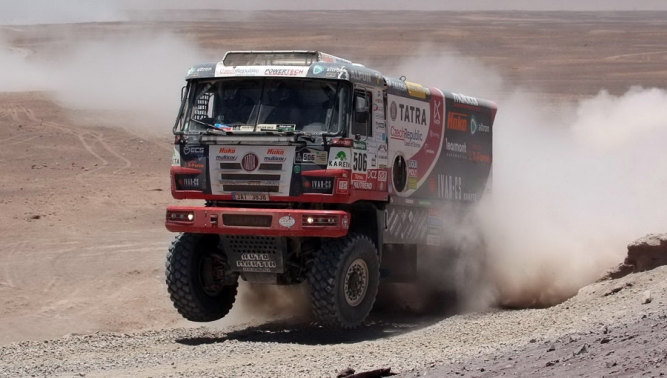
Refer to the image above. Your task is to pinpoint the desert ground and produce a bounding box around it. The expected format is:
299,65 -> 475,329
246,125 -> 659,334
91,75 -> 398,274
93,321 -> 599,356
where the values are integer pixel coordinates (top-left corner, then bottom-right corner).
1,10 -> 667,377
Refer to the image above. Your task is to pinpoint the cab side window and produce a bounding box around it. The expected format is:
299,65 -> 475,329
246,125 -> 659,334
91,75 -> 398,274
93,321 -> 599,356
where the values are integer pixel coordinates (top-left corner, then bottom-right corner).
351,89 -> 372,138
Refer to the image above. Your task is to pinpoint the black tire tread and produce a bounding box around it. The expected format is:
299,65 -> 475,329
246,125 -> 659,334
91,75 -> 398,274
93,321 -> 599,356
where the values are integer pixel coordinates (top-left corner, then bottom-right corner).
308,233 -> 378,328
165,233 -> 237,322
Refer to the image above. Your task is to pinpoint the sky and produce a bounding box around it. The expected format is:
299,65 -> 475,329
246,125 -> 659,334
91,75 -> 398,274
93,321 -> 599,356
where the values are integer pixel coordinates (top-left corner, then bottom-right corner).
1,0 -> 667,25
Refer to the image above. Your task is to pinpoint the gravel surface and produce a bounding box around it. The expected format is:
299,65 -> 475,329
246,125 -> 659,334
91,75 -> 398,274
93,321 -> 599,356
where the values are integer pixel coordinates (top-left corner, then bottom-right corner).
1,266 -> 665,378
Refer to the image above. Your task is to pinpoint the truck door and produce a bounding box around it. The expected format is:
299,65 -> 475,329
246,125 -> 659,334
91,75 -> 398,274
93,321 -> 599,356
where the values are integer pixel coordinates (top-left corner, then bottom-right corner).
350,86 -> 388,192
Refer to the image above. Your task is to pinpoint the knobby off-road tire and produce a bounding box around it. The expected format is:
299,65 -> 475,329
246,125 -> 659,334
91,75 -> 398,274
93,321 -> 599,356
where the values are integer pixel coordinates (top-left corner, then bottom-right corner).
165,233 -> 238,322
308,233 -> 380,328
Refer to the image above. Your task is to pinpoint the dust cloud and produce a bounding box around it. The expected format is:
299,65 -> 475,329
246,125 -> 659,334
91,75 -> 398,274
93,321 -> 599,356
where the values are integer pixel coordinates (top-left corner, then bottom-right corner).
212,283 -> 312,328
0,32 -> 209,130
388,49 -> 667,308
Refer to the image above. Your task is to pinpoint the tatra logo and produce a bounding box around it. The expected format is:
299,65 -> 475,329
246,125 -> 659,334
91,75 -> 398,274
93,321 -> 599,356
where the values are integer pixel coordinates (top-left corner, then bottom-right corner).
397,103 -> 427,125
219,147 -> 236,153
267,149 -> 285,155
447,112 -> 467,132
241,153 -> 259,171
390,101 -> 397,121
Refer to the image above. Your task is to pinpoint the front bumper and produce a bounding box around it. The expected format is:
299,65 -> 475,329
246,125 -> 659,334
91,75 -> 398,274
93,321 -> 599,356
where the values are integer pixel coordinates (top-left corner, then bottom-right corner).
165,206 -> 350,237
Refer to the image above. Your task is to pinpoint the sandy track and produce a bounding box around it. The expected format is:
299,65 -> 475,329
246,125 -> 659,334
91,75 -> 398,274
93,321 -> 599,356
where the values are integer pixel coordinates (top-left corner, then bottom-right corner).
1,264 -> 664,377
1,10 -> 667,378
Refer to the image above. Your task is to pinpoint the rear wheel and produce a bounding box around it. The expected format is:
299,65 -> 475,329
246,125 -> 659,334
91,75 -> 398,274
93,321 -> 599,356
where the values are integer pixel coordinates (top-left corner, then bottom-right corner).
165,233 -> 238,322
308,233 -> 380,328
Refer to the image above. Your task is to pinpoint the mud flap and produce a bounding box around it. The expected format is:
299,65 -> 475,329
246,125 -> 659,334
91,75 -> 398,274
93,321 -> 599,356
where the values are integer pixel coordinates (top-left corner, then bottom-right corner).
220,235 -> 286,273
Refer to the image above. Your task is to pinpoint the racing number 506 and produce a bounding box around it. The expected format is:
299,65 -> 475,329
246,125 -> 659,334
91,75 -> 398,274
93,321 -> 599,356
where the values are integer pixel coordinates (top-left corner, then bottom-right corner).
353,152 -> 367,171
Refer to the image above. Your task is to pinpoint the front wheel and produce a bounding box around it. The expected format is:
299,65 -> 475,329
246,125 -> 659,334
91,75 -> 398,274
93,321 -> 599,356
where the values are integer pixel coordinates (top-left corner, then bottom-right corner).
165,233 -> 238,322
308,233 -> 380,328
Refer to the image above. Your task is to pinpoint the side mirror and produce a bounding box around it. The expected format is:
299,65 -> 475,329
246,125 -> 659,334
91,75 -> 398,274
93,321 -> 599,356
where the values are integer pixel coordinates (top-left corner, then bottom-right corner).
354,96 -> 368,113
181,86 -> 187,101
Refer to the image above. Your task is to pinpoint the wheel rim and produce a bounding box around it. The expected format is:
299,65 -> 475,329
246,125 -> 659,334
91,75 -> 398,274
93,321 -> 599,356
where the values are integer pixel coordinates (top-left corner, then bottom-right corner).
344,258 -> 369,307
199,254 -> 227,296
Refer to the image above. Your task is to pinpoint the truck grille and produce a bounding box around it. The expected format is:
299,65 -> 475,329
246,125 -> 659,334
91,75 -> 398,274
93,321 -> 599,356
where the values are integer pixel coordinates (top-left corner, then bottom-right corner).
210,146 -> 294,196
222,214 -> 273,227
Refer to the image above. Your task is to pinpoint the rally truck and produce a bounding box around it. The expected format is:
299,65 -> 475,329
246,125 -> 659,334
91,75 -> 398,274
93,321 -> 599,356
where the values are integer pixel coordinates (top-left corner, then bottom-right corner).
165,51 -> 497,328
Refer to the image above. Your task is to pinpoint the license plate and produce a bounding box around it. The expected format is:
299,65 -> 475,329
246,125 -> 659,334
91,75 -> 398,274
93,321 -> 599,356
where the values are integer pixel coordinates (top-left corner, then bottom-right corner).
232,193 -> 269,201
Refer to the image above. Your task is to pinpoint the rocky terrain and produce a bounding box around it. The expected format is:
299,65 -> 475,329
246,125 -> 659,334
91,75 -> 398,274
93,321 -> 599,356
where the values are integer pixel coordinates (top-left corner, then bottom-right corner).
1,10 -> 667,378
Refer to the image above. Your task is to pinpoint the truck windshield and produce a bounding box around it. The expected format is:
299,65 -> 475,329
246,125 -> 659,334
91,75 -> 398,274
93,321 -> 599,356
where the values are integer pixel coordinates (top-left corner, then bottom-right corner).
181,78 -> 347,134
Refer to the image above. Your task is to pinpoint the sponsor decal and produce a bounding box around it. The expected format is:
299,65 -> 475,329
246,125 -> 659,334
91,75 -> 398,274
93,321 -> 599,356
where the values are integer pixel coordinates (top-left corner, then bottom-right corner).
478,121 -> 491,133
328,148 -> 351,169
218,67 -> 235,75
353,141 -> 366,150
433,99 -> 442,125
293,165 -> 301,173
172,147 -> 180,166
378,170 -> 387,182
264,68 -> 305,76
180,177 -> 200,187
390,126 -> 424,148
437,174 -> 462,200
278,215 -> 295,228
313,65 -> 324,74
447,112 -> 467,132
196,66 -> 212,72
387,79 -> 407,92
337,179 -> 349,193
390,101 -> 397,121
470,115 -> 478,135
352,181 -> 373,190
235,68 -> 260,75
396,103 -> 427,125
183,146 -> 204,155
267,148 -> 285,155
352,173 -> 367,181
445,138 -> 468,158
236,253 -> 277,270
187,67 -> 195,75
264,156 -> 286,162
216,155 -> 237,161
469,143 -> 491,164
219,147 -> 236,154
314,151 -> 328,165
304,177 -> 334,193
241,153 -> 259,171
185,161 -> 204,169
350,70 -> 372,83
452,93 -> 479,107
427,234 -> 441,246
